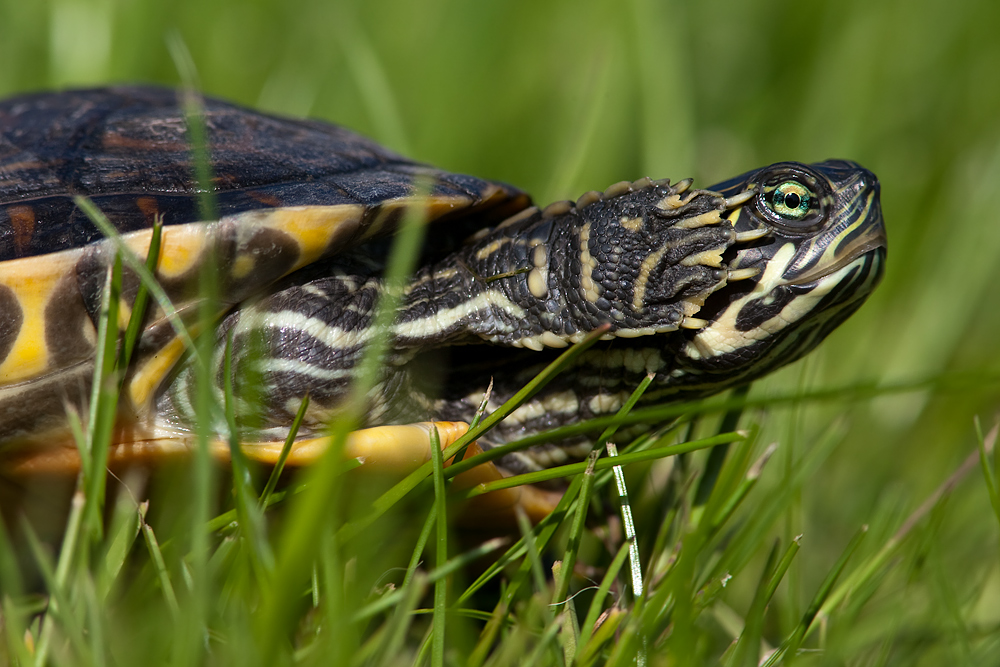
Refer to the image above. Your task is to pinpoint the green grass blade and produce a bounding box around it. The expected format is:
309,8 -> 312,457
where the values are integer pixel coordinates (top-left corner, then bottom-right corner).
516,508 -> 550,605
223,332 -> 275,580
166,42 -> 227,664
430,425 -> 447,667
692,426 -> 757,534
364,571 -> 426,667
402,507 -> 436,590
553,450 -> 599,610
581,609 -> 626,667
23,513 -> 89,667
778,524 -> 869,662
459,473 -> 590,607
138,502 -> 180,621
522,611 -> 565,667
577,538 -> 632,654
440,373 -> 966,487
351,537 -> 506,623
461,432 -> 743,496
118,217 -> 162,371
764,535 -> 802,610
694,384 -> 750,508
468,599 -> 509,667
975,418 -> 1000,527
100,493 -> 143,601
0,516 -> 23,600
451,378 -> 494,465
607,442 -> 643,602
728,539 -> 780,667
437,323 -> 610,473
258,395 -> 310,509
796,429 -> 998,656
594,372 -> 656,452
710,442 -> 777,533
75,258 -> 121,548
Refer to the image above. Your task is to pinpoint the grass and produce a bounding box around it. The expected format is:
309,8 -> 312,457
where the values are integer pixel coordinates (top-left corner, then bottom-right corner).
2,0 -> 1000,664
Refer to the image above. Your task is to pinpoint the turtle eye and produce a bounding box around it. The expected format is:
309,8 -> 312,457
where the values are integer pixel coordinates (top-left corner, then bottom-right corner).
754,171 -> 827,232
767,181 -> 813,220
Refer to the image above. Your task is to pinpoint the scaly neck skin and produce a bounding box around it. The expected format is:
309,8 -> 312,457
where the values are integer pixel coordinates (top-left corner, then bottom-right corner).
395,183 -> 735,352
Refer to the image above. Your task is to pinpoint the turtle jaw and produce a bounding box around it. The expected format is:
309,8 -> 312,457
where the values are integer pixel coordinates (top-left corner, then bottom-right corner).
785,228 -> 886,286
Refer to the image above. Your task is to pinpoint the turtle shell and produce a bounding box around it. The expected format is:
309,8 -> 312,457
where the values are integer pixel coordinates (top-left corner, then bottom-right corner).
0,86 -> 529,448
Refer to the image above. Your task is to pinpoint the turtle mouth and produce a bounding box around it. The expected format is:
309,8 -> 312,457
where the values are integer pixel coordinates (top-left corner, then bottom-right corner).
785,227 -> 887,286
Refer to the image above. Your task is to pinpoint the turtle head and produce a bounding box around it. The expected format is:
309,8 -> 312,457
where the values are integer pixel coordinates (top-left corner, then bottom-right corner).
674,159 -> 887,387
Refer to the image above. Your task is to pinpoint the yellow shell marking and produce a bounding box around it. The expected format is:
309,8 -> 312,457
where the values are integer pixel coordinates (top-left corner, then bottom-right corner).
363,195 -> 473,241
0,250 -> 86,385
233,421 -> 471,471
231,253 -> 257,280
267,205 -> 366,271
151,224 -> 210,279
112,205 -> 367,283
128,336 -> 188,411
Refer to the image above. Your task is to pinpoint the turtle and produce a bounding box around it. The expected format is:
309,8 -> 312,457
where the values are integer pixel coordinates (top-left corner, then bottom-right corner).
0,86 -> 887,518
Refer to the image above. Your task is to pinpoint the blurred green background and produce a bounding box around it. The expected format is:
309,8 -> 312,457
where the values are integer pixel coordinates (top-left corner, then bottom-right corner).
2,0 -> 1000,662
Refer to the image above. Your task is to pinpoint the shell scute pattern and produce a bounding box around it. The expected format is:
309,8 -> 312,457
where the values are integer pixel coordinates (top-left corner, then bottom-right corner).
0,86 -> 528,447
0,87 -> 526,262
0,286 -> 21,364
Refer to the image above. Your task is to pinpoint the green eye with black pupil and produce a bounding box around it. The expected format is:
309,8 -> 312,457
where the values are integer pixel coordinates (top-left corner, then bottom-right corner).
768,181 -> 812,220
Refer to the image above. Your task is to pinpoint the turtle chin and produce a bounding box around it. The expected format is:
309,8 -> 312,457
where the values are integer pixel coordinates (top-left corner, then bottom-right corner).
678,243 -> 884,382
800,244 -> 886,297
772,244 -> 885,345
